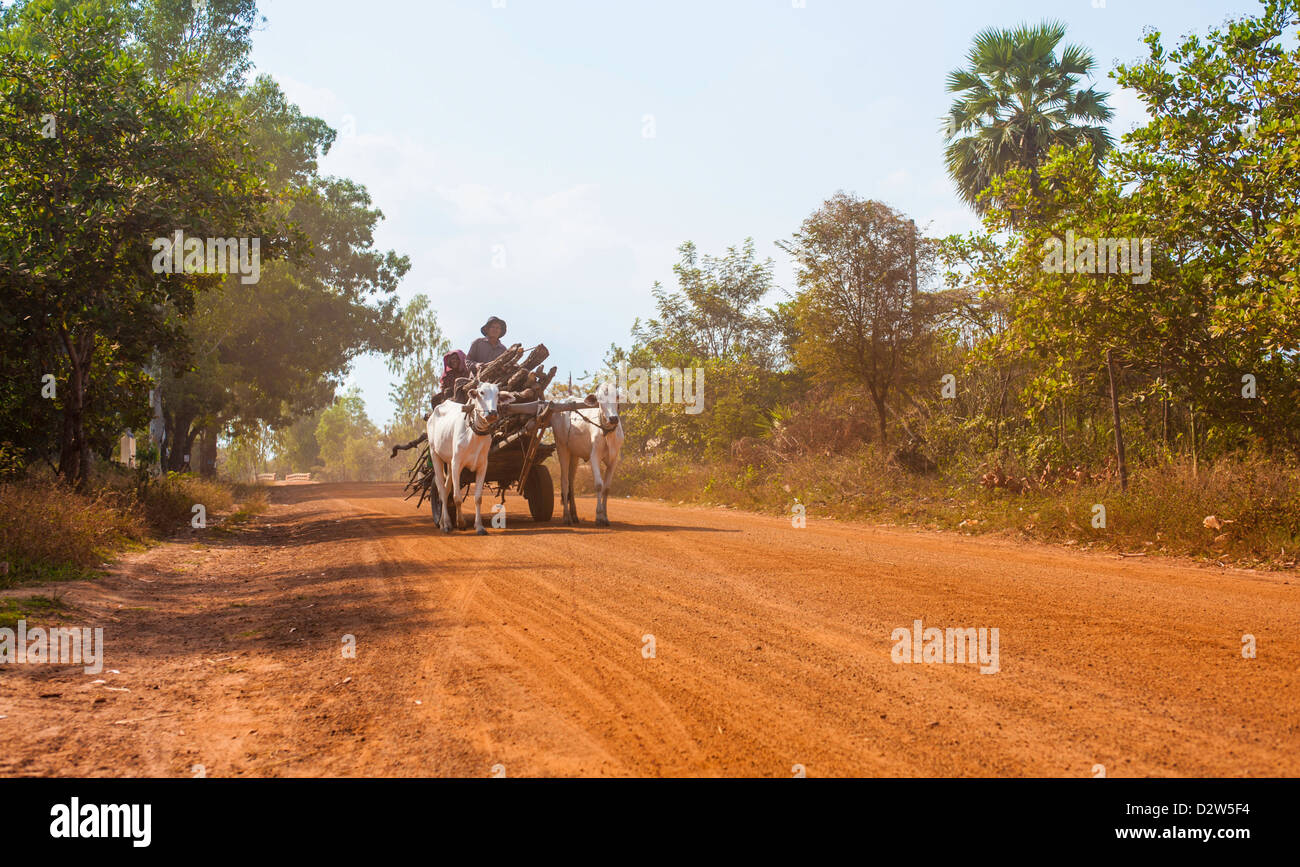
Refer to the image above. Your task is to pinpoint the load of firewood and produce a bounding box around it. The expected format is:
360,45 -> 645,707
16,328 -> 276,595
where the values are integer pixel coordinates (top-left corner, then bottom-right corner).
457,342 -> 557,439
466,342 -> 555,399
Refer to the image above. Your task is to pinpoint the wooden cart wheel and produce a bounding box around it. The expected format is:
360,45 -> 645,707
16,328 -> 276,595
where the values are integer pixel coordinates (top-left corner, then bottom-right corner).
524,464 -> 554,523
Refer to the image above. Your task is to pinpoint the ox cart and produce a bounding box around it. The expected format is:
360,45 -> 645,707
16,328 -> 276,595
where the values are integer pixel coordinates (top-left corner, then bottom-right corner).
394,342 -> 594,527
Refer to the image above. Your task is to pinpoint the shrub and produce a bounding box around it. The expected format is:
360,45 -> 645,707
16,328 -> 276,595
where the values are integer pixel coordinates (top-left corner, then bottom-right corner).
0,467 -> 265,588
138,472 -> 233,533
0,479 -> 145,587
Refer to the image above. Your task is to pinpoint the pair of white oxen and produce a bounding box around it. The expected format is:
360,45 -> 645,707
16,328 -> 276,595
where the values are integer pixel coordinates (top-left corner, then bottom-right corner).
426,381 -> 625,535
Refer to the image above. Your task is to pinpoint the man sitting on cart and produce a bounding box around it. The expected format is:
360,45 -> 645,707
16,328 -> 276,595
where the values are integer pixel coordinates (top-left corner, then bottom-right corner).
467,316 -> 508,370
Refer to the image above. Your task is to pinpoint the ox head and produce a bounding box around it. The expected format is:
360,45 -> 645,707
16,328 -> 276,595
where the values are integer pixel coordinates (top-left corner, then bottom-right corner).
593,381 -> 624,431
466,380 -> 512,425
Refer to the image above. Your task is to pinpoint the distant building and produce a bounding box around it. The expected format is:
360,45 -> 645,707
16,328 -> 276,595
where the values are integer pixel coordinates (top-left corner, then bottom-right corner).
117,430 -> 136,468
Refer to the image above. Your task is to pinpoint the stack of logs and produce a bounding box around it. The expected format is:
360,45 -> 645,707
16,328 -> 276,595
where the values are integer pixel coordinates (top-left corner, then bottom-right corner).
460,342 -> 556,439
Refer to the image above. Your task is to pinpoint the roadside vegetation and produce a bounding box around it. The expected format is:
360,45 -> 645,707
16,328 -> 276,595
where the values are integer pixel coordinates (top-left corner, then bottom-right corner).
611,447 -> 1300,569
599,3 -> 1300,570
0,466 -> 266,589
0,0 -> 412,583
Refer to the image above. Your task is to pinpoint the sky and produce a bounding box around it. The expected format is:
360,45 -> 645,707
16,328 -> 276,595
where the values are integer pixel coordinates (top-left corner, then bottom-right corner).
248,0 -> 1264,424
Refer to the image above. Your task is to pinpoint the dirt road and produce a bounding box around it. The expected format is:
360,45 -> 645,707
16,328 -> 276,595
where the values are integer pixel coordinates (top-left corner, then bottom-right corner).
2,482 -> 1296,777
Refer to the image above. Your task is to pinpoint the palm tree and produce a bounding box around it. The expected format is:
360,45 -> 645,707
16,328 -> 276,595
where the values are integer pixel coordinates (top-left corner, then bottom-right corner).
943,20 -> 1114,214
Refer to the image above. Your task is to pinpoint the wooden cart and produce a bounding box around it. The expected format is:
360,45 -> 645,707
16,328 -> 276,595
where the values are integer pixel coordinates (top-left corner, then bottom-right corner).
405,397 -> 594,527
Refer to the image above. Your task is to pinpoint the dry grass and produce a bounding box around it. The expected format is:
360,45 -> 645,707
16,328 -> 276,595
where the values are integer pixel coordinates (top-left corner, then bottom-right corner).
0,467 -> 266,588
0,479 -> 146,586
136,473 -> 234,532
611,448 -> 1300,570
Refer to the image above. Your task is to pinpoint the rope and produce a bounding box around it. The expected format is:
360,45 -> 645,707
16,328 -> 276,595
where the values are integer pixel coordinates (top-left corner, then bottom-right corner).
571,408 -> 620,433
468,405 -> 500,436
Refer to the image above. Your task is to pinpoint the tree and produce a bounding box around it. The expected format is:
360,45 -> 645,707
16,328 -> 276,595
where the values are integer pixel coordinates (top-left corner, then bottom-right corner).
1113,0 -> 1300,451
943,20 -> 1113,215
314,387 -> 388,481
386,293 -> 450,434
158,77 -> 407,474
975,0 -> 1300,469
931,232 -> 1023,456
0,0 -> 270,485
632,239 -> 780,366
781,193 -> 932,448
127,0 -> 263,100
272,412 -> 321,475
620,240 -> 795,456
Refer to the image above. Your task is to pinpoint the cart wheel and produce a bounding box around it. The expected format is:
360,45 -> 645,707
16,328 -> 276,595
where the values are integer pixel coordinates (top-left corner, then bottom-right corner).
524,465 -> 554,523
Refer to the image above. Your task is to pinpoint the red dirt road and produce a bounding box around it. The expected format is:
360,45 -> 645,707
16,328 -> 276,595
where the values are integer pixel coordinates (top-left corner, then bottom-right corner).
2,482 -> 1296,777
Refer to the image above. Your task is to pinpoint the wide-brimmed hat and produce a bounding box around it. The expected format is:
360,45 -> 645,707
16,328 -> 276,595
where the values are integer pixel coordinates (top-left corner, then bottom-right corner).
480,316 -> 507,337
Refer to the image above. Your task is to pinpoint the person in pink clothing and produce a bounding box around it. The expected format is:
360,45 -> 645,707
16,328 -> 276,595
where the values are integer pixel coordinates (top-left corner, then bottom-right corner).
431,349 -> 470,410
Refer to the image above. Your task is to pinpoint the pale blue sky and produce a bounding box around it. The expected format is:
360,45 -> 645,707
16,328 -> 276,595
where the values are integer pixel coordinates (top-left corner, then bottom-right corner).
249,0 -> 1261,425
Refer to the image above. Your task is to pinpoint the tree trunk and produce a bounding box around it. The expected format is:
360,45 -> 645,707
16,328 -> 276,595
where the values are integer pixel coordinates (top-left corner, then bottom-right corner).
199,424 -> 218,478
909,220 -> 918,335
1189,408 -> 1199,479
160,409 -> 174,471
180,427 -> 199,472
1106,349 -> 1128,493
58,391 -> 78,480
874,393 -> 888,448
164,414 -> 196,472
1058,397 -> 1066,452
992,368 -> 1010,453
57,334 -> 92,488
1162,397 -> 1169,454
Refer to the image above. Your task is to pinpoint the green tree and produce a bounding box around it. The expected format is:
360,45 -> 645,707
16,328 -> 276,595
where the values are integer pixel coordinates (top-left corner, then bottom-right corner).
386,293 -> 450,434
127,0 -> 263,99
943,20 -> 1113,215
781,193 -> 933,448
158,77 -> 407,473
1112,0 -> 1300,451
314,387 -> 388,481
620,240 -> 794,456
272,412 -> 321,475
0,0 -> 270,484
632,239 -> 780,366
974,0 -> 1300,468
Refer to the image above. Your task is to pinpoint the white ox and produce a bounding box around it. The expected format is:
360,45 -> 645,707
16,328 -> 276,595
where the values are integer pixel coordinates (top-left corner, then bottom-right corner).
427,381 -> 510,535
551,384 -> 624,526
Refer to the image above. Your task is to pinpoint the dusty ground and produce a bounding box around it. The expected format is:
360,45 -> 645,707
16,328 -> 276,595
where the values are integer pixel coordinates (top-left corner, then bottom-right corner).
1,481 -> 1296,777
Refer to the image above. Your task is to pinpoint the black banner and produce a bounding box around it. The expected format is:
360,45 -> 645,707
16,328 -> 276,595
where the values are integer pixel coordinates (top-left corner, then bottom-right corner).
2,778 -> 1289,855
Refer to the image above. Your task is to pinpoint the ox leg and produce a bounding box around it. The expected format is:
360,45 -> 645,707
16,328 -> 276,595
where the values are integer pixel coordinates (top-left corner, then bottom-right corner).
598,456 -> 617,527
567,457 -> 581,524
557,445 -> 574,525
472,463 -> 487,535
431,453 -> 453,533
449,456 -> 466,531
591,455 -> 609,527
